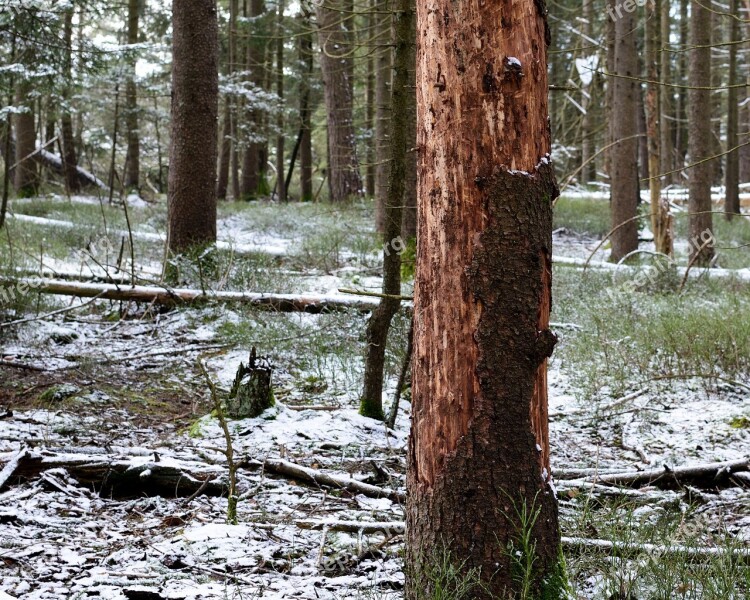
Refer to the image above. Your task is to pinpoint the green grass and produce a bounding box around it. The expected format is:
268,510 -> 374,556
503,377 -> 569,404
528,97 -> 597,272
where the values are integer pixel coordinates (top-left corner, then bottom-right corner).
553,195 -> 610,238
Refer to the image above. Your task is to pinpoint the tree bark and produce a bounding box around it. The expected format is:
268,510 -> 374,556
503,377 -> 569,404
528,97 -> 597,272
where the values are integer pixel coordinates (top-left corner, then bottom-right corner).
609,8 -> 640,262
580,0 -> 596,184
167,0 -> 219,253
316,0 -> 362,202
687,0 -> 714,266
299,11 -> 314,201
365,0 -> 376,198
359,0 -> 412,420
646,0 -> 673,255
401,24 -> 417,241
13,80 -> 38,198
275,0 -> 286,202
124,0 -> 140,190
217,0 -> 239,201
374,0 -> 392,231
61,6 -> 80,195
724,0 -> 740,219
660,0 -> 674,184
674,0 -> 689,173
406,0 -> 561,597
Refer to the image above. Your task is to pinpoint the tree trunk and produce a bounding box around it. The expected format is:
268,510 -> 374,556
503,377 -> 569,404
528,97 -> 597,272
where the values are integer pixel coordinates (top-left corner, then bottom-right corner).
316,0 -> 362,202
124,0 -> 140,190
364,0 -> 376,198
13,80 -> 38,198
724,0 -> 740,219
299,15 -> 314,202
401,23 -> 417,241
609,9 -> 640,262
687,0 -> 714,266
359,0 -> 412,420
405,0 -> 561,597
218,0 -> 238,201
241,0 -> 269,200
646,0 -> 673,255
275,0 -> 286,202
674,0 -> 689,174
167,0 -> 219,253
580,0 -> 595,184
61,7 -> 80,195
637,76 -> 649,183
659,0 -> 674,184
374,0 -> 392,230
741,0 -> 750,185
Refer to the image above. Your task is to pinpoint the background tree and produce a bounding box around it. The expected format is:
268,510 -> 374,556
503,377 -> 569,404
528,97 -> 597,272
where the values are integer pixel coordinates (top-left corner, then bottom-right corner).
167,0 -> 219,254
405,0 -> 561,597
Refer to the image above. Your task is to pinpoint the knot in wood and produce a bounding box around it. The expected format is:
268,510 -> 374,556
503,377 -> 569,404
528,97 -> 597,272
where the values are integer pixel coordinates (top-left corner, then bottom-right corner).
534,328 -> 558,363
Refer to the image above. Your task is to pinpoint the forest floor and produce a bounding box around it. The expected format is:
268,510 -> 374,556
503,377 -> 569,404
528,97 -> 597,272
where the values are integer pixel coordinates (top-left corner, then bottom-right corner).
1,190 -> 750,599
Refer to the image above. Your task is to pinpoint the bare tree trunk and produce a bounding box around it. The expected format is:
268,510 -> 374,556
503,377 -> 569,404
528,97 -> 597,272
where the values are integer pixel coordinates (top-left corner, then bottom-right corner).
13,80 -> 38,198
364,0 -> 376,198
316,0 -> 362,202
275,0 -> 286,202
646,0 -> 672,255
604,13 -> 615,179
406,0 -> 561,596
580,0 -> 595,184
359,0 -> 412,420
724,0 -> 740,219
299,12 -> 314,202
401,20 -> 416,241
60,6 -> 80,195
674,0 -> 689,174
217,100 -> 232,200
167,0 -> 218,253
687,0 -> 714,266
637,75 -> 649,182
374,0 -> 392,230
660,0 -> 674,184
124,0 -> 140,190
609,9 -> 640,262
241,0 -> 269,200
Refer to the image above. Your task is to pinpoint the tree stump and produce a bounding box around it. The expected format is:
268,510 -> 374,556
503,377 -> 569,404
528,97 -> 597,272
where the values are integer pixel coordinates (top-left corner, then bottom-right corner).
227,348 -> 274,418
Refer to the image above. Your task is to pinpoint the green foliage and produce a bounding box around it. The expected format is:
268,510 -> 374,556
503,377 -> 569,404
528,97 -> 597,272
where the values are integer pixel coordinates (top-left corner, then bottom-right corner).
409,545 -> 486,600
553,196 -> 611,238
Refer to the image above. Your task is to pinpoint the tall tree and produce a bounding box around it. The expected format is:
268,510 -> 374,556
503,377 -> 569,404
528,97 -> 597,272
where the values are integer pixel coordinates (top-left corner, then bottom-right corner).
645,0 -> 672,255
659,0 -> 675,183
217,0 -> 239,200
316,0 -> 361,202
298,10 -> 314,202
274,0 -> 286,202
724,0 -> 741,219
405,0 -> 562,598
13,80 -> 38,198
359,0 -> 412,421
167,0 -> 219,253
609,7 -> 640,262
374,0 -> 392,230
687,0 -> 714,265
124,0 -> 140,190
60,5 -> 80,195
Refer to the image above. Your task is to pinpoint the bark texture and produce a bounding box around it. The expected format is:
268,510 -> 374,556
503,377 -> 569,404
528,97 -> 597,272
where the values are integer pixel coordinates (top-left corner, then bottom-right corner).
124,0 -> 140,190
61,7 -> 80,195
659,0 -> 674,184
406,0 -> 561,596
316,0 -> 362,202
299,13 -> 314,201
724,0 -> 740,219
13,81 -> 37,197
167,0 -> 219,253
374,0 -> 392,231
687,0 -> 714,266
609,8 -> 639,262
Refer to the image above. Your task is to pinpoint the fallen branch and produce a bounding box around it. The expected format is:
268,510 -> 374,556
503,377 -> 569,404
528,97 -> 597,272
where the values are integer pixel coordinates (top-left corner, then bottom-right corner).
0,276 -> 380,313
296,519 -> 405,535
560,536 -> 750,563
570,458 -> 750,490
246,457 -> 405,502
35,148 -> 107,189
0,447 -> 29,491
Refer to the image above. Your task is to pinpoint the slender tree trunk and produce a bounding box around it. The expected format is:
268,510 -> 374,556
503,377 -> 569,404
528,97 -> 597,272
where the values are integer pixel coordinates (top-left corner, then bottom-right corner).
604,13 -> 615,179
365,0 -> 376,198
724,0 -> 740,219
359,0 -> 412,420
687,0 -> 714,266
124,0 -> 140,190
167,0 -> 219,253
580,0 -> 595,184
674,0 -> 689,174
637,75 -> 649,182
374,0 -> 392,230
646,0 -> 672,255
217,100 -> 232,200
406,0 -> 561,597
275,0 -> 286,202
60,7 -> 80,195
13,80 -> 38,198
609,9 -> 640,262
401,14 -> 416,241
316,0 -> 362,202
299,12 -> 314,202
660,0 -> 674,184
741,1 -> 750,184
241,0 -> 269,199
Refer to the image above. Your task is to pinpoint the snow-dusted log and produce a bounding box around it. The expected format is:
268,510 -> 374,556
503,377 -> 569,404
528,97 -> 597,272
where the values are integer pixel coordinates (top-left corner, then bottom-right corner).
560,536 -> 750,563
570,458 -> 750,489
296,519 -> 405,534
2,449 -> 227,498
35,149 -> 108,189
0,276 -> 380,313
0,447 -> 30,491
246,458 -> 405,502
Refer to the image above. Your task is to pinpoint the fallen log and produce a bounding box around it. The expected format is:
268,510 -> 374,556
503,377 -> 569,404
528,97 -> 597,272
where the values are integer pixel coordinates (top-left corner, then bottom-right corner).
0,276 -> 380,313
35,149 -> 107,190
570,458 -> 750,490
296,519 -> 405,535
2,450 -> 228,498
246,457 -> 405,503
0,447 -> 30,491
